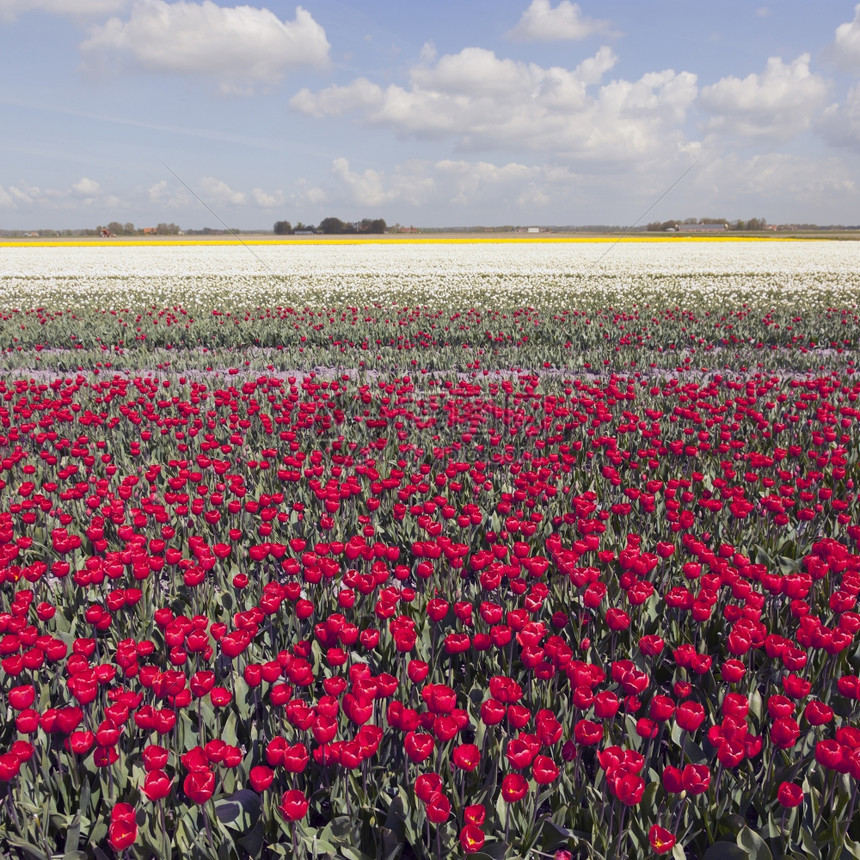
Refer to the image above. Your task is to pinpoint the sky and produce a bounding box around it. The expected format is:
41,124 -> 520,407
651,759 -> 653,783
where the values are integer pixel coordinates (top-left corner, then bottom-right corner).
2,0 -> 860,230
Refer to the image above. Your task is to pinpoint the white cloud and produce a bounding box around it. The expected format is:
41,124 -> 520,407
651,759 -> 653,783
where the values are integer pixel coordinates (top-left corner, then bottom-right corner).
291,46 -> 695,163
435,159 -> 539,206
818,83 -> 860,150
81,1 -> 330,93
251,187 -> 285,208
331,158 -> 397,207
506,0 -> 612,42
0,187 -> 13,208
0,0 -> 125,20
198,177 -> 245,205
148,180 -> 169,202
696,153 -> 855,210
291,77 -> 384,119
699,54 -> 830,140
330,158 -> 437,208
321,156 -> 616,215
832,4 -> 860,71
72,177 -> 100,196
9,184 -> 37,205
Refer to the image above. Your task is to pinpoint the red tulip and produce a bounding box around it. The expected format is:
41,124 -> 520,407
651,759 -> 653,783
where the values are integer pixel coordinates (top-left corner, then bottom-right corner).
501,773 -> 529,803
183,769 -> 216,804
142,770 -> 172,802
648,824 -> 676,854
249,765 -> 274,792
459,824 -> 485,853
777,782 -> 803,808
278,789 -> 309,822
614,772 -> 646,806
108,803 -> 137,851
770,717 -> 801,750
532,755 -> 559,785
425,791 -> 451,823
681,764 -> 711,795
452,743 -> 481,772
675,701 -> 705,732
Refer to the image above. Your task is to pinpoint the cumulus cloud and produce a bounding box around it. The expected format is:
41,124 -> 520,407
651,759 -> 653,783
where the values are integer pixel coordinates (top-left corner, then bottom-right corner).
81,1 -> 330,93
818,83 -> 860,150
251,187 -> 285,208
0,179 -> 117,211
506,0 -> 613,42
696,153 -> 855,210
832,4 -> 860,71
321,156 -> 625,216
0,0 -> 125,19
198,177 -> 245,205
330,158 -> 436,208
699,54 -> 830,140
72,177 -> 101,196
291,46 -> 695,163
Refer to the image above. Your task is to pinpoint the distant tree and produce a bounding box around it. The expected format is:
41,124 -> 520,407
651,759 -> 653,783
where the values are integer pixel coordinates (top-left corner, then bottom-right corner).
106,221 -> 124,235
369,218 -> 387,234
319,217 -> 345,234
156,223 -> 180,235
123,222 -> 136,235
273,221 -> 293,235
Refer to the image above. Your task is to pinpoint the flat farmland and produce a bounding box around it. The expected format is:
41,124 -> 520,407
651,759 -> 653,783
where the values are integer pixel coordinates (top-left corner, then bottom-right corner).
0,240 -> 858,859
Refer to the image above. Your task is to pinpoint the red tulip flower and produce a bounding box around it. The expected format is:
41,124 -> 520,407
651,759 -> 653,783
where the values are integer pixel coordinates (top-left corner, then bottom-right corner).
681,764 -> 711,795
183,769 -> 216,804
278,789 -> 309,822
142,770 -> 172,802
648,824 -> 676,854
532,755 -> 559,785
108,803 -> 137,851
777,782 -> 804,808
452,743 -> 481,772
425,791 -> 451,824
460,824 -> 485,853
501,773 -> 529,803
675,701 -> 706,732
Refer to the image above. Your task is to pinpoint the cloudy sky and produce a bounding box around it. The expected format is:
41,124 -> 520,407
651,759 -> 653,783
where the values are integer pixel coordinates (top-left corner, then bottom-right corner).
2,0 -> 860,230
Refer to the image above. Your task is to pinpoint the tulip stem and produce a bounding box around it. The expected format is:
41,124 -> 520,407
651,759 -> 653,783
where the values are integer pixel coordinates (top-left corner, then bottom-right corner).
843,785 -> 857,847
203,805 -> 216,855
614,804 -> 628,856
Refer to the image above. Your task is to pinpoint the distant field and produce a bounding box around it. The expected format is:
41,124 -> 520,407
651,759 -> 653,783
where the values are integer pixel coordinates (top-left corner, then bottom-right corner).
1,230 -> 853,247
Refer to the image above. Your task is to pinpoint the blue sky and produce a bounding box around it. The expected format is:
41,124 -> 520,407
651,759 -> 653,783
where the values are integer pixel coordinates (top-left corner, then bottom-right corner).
2,0 -> 860,230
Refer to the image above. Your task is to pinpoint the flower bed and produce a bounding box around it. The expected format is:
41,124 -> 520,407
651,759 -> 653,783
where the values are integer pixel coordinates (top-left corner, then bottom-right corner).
0,244 -> 858,858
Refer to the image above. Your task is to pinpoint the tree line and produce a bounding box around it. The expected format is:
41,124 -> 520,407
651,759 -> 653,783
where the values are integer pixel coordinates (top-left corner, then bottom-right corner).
274,217 -> 387,235
99,222 -> 181,235
646,217 -> 768,232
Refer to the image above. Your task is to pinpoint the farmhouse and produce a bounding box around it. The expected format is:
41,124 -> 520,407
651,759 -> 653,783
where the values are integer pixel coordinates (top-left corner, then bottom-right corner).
681,222 -> 728,232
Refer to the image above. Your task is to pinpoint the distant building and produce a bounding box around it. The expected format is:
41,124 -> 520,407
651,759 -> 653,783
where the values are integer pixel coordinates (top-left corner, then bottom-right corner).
681,223 -> 728,232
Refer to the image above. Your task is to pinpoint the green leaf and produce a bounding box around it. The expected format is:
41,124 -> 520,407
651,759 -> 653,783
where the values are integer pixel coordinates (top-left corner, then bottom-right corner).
63,813 -> 82,854
237,820 -> 266,856
214,789 -> 262,834
737,827 -> 773,860
799,823 -> 822,859
702,842 -> 750,860
468,843 -> 511,860
5,839 -> 50,860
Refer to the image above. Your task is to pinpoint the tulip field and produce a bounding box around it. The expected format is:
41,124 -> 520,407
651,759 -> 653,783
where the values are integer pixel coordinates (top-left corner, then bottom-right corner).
1,237 -> 860,859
